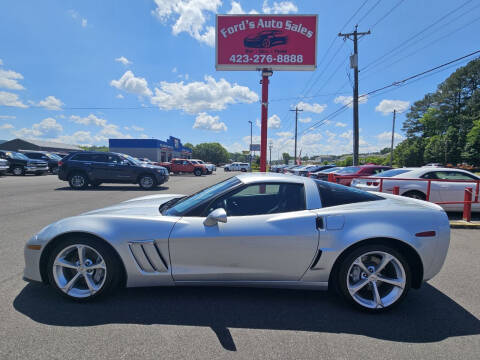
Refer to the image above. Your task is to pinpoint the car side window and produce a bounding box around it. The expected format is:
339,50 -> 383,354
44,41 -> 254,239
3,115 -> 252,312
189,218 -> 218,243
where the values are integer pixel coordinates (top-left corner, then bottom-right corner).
106,155 -> 121,163
174,160 -> 182,165
71,153 -> 93,161
420,172 -> 438,179
90,154 -> 108,162
435,171 -> 477,180
205,182 -> 306,216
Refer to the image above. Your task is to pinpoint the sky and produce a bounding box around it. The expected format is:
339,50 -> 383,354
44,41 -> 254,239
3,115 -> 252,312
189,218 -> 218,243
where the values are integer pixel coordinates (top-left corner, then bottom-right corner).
0,0 -> 479,159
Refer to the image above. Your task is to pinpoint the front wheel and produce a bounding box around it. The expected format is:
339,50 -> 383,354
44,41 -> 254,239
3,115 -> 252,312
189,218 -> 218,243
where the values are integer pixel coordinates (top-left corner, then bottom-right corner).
139,174 -> 156,189
46,236 -> 121,301
68,173 -> 88,190
403,190 -> 426,201
194,168 -> 202,176
12,166 -> 25,176
336,244 -> 411,312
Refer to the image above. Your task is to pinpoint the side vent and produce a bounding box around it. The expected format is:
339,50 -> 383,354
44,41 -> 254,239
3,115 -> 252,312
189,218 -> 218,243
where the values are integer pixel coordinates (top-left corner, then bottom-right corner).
129,241 -> 168,273
310,250 -> 323,269
316,217 -> 324,230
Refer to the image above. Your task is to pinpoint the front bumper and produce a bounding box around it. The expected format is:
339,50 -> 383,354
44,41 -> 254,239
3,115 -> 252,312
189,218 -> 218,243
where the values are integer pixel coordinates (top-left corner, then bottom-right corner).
24,236 -> 43,282
155,173 -> 169,184
25,166 -> 48,173
0,165 -> 9,171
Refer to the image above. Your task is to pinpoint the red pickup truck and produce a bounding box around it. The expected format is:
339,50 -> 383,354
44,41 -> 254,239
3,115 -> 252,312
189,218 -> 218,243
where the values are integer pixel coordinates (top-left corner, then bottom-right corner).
157,158 -> 207,176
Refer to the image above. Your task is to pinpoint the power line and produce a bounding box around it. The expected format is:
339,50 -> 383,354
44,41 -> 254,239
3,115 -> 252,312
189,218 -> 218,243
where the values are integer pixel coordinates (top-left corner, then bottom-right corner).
361,0 -> 473,73
369,0 -> 405,30
300,49 -> 480,136
357,0 -> 382,26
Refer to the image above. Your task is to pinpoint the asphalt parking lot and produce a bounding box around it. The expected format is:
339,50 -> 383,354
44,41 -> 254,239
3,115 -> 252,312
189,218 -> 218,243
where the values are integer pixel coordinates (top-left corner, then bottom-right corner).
1,173 -> 479,359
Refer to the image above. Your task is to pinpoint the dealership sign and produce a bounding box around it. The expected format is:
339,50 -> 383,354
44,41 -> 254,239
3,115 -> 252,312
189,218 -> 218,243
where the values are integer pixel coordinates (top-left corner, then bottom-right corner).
216,14 -> 317,71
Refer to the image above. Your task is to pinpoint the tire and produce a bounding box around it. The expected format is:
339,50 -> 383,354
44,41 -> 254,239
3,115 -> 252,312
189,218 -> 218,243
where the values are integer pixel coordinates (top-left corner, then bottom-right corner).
241,168 -> 247,172
403,190 -> 426,201
262,38 -> 271,48
336,244 -> 411,312
68,172 -> 88,190
138,174 -> 156,190
224,168 -> 229,172
46,235 -> 121,301
12,166 -> 25,176
194,168 -> 202,176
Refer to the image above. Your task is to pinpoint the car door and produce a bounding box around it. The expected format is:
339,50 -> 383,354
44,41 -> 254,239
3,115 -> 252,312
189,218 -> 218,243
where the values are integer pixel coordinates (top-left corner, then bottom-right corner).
168,182 -> 319,282
433,171 -> 479,211
420,171 -> 455,203
105,154 -> 136,182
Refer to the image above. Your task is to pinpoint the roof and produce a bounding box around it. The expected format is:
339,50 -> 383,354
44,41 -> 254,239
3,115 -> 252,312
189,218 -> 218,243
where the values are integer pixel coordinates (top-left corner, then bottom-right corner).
16,138 -> 82,150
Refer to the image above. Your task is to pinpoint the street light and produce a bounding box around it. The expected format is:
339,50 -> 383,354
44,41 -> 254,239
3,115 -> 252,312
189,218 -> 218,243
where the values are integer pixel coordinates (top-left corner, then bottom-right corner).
248,120 -> 253,172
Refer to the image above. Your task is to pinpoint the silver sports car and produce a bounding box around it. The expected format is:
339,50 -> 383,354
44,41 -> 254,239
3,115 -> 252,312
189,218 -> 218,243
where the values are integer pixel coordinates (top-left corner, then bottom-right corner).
24,173 -> 450,312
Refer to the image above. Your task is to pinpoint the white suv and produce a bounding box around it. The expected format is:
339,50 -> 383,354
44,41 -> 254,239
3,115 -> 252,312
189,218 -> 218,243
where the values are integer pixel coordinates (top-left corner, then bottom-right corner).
224,162 -> 250,172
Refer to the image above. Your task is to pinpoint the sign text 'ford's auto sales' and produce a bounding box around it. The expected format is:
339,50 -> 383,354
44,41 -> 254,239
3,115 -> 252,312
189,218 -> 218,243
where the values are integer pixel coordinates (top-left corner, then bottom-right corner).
216,14 -> 317,71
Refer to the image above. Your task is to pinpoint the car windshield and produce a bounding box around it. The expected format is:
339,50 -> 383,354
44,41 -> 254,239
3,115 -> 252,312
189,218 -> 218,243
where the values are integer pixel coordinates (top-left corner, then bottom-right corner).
47,153 -> 62,160
8,151 -> 29,160
371,169 -> 412,177
164,177 -> 241,216
336,166 -> 361,174
120,154 -> 142,165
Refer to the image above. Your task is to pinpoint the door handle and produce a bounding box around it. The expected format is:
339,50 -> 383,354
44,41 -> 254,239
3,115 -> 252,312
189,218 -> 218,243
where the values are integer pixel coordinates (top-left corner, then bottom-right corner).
316,217 -> 324,230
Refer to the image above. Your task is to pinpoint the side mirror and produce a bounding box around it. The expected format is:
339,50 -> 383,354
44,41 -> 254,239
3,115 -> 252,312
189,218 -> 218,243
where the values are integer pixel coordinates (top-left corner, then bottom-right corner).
203,208 -> 227,227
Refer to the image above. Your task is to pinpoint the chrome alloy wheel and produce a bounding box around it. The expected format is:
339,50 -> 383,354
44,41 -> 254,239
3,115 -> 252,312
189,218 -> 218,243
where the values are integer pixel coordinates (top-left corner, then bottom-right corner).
140,176 -> 154,188
71,175 -> 85,188
13,167 -> 24,175
347,251 -> 406,309
53,244 -> 107,298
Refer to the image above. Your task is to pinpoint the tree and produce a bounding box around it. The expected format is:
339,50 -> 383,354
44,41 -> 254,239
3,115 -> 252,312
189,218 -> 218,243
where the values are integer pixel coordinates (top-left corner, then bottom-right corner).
463,118 -> 480,166
393,138 -> 424,167
192,142 -> 229,165
80,145 -> 108,152
183,142 -> 194,151
282,152 -> 290,164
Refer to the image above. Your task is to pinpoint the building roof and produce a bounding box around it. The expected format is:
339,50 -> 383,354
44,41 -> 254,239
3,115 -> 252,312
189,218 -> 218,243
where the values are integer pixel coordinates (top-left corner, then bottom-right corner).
14,138 -> 82,150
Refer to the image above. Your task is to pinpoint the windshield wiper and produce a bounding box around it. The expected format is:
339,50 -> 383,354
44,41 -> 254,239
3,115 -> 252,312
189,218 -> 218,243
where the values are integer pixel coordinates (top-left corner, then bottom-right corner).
159,196 -> 187,214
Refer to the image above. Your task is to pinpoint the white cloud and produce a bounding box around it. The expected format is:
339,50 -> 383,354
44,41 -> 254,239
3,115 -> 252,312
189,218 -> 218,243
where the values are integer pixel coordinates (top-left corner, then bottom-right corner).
132,125 -> 144,131
0,91 -> 28,108
172,67 -> 177,73
335,122 -> 347,127
375,99 -> 410,115
299,117 -> 311,123
339,130 -> 352,139
71,114 -> 108,127
151,0 -> 221,47
140,134 -> 149,139
37,95 -> 63,110
151,75 -> 258,114
115,56 -> 132,66
376,131 -> 405,142
81,18 -> 87,27
262,1 -> 298,14
296,101 -> 327,114
0,59 -> 3,65
68,10 -> 88,28
116,94 -> 124,99
0,69 -> 25,90
276,131 -> 293,138
14,117 -> 63,138
334,95 -> 368,108
0,123 -> 14,130
0,115 -> 16,120
228,1 -> 259,14
256,114 -> 281,129
193,112 -> 227,132
110,70 -> 152,97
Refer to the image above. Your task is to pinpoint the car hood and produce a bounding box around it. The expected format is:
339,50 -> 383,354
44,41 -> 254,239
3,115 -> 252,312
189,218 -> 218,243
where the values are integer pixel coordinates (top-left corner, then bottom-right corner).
81,193 -> 185,217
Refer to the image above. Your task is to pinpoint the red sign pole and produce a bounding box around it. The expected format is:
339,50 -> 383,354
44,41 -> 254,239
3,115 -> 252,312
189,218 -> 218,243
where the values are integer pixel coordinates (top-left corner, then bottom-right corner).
260,69 -> 272,172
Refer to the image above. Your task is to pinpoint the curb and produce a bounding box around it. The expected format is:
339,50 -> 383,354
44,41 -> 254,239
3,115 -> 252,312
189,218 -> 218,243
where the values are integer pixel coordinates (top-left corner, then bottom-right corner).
449,221 -> 480,229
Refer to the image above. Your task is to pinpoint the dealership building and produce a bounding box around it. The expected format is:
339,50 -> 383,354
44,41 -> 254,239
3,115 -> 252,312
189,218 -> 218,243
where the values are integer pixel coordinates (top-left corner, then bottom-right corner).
109,137 -> 192,162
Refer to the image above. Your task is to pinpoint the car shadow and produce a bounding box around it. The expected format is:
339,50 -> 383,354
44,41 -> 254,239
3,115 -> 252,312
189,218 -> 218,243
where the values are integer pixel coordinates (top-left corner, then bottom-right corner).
13,283 -> 480,351
54,185 -> 169,191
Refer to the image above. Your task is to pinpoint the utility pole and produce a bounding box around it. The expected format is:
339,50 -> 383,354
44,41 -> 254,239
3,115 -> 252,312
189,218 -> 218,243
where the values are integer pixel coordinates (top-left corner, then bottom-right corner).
268,141 -> 273,167
339,25 -> 370,166
290,106 -> 303,164
389,109 -> 396,167
248,120 -> 253,172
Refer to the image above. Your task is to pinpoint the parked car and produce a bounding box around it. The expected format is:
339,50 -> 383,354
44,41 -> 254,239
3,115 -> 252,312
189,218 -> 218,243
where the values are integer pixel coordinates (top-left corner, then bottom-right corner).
24,173 -> 450,312
309,166 -> 344,180
351,167 -> 480,212
0,150 -> 49,176
224,162 -> 250,172
158,158 -> 207,176
332,165 -> 392,186
21,150 -> 62,174
0,158 -> 9,175
295,164 -> 336,177
57,151 -> 169,190
191,159 -> 216,174
270,164 -> 287,173
283,164 -> 303,174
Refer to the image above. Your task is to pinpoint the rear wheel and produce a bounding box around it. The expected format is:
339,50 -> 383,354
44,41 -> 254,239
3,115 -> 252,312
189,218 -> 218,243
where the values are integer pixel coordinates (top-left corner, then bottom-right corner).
139,174 -> 156,190
12,166 -> 25,176
194,168 -> 202,176
241,168 -> 247,172
46,236 -> 120,301
68,172 -> 88,190
403,190 -> 426,201
337,244 -> 411,312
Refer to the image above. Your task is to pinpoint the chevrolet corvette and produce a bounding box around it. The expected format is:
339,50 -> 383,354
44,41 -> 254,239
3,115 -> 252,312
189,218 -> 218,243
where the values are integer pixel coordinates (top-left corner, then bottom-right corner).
23,173 -> 450,311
